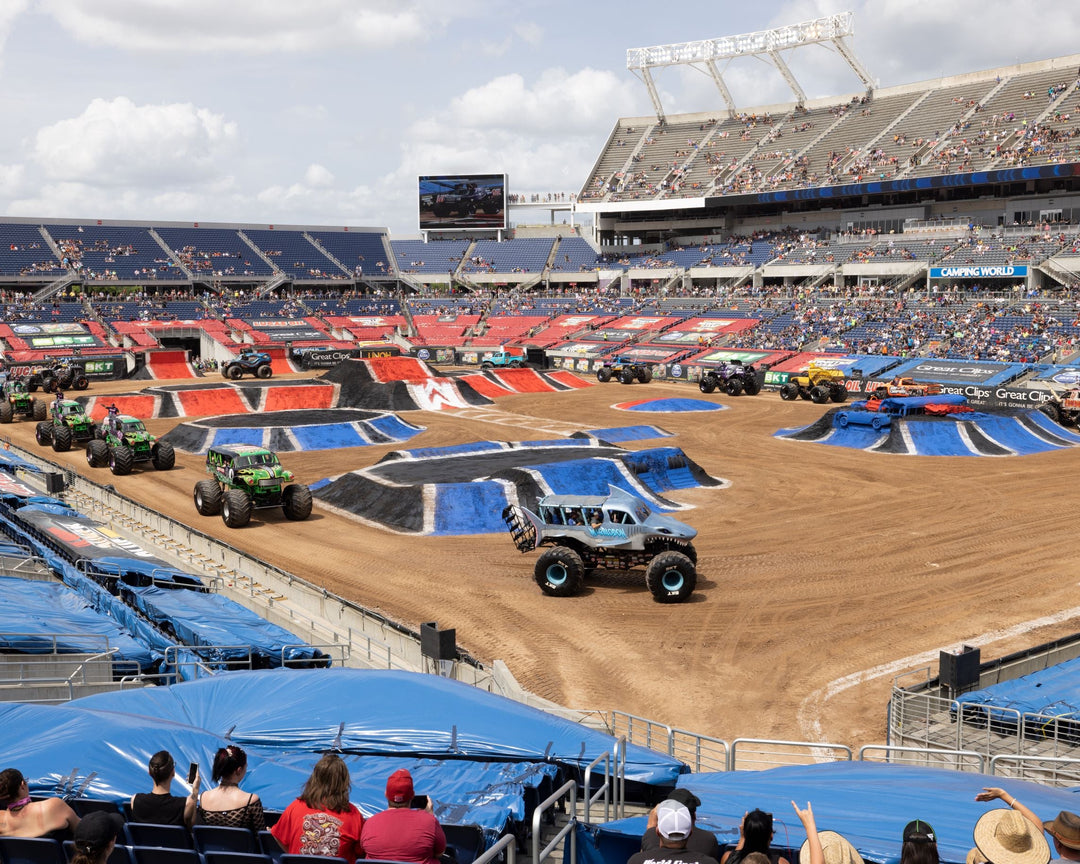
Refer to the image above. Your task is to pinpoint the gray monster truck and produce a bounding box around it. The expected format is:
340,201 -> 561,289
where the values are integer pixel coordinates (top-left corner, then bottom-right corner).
502,485 -> 698,602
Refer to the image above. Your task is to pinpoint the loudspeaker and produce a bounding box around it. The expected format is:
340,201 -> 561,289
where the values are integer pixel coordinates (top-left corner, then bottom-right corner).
44,472 -> 66,494
421,622 -> 456,661
940,645 -> 980,695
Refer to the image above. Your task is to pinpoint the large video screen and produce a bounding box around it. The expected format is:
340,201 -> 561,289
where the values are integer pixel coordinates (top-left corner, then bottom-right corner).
418,173 -> 507,231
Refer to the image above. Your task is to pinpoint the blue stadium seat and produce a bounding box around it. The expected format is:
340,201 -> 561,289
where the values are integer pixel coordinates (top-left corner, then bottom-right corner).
279,856 -> 348,864
0,836 -> 67,864
69,798 -> 124,818
124,823 -> 192,849
202,853 -> 272,864
192,825 -> 258,855
131,848 -> 201,864
442,824 -> 485,864
257,831 -> 282,864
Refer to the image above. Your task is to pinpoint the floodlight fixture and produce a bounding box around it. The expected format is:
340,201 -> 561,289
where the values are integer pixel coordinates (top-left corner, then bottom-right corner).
626,11 -> 873,119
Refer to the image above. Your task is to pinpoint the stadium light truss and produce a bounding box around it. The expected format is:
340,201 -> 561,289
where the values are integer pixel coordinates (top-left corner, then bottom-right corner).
626,11 -> 874,120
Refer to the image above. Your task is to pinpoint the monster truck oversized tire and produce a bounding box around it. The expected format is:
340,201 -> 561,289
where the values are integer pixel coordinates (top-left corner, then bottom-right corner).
743,377 -> 761,396
1040,402 -> 1063,423
779,383 -> 799,400
35,421 -> 52,445
194,479 -> 222,515
52,425 -> 72,452
645,551 -> 696,603
699,377 -> 717,394
596,367 -> 612,383
255,364 -> 272,379
72,376 -> 89,391
481,361 -> 493,369
831,386 -> 848,403
152,441 -> 175,471
225,365 -> 243,380
221,489 -> 252,528
86,439 -> 108,467
282,483 -> 313,520
726,378 -> 743,396
533,546 -> 584,597
109,445 -> 134,476
637,367 -> 653,383
0,402 -> 12,424
810,385 -> 830,404
40,376 -> 57,393
32,399 -> 47,421
618,368 -> 635,385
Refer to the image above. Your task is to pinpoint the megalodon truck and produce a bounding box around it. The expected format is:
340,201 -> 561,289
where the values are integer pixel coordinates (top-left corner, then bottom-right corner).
502,485 -> 698,602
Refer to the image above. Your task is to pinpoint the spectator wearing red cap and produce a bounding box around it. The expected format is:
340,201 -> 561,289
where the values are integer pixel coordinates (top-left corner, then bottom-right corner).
360,769 -> 446,864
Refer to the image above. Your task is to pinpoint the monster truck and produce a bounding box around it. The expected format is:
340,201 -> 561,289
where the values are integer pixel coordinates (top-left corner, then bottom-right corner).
35,395 -> 97,452
596,356 -> 653,384
480,349 -> 526,369
1039,387 -> 1080,426
29,358 -> 89,393
431,183 -> 501,218
0,379 -> 47,423
867,376 -> 942,399
698,359 -> 761,396
502,485 -> 698,603
221,347 -> 273,380
193,444 -> 312,528
779,362 -> 849,404
85,405 -> 174,475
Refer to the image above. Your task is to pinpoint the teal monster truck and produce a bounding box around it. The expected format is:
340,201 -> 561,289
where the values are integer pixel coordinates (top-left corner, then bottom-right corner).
35,393 -> 97,452
0,378 -> 47,424
222,347 -> 273,380
480,349 -> 526,369
502,485 -> 698,602
194,444 -> 312,528
86,405 -> 175,475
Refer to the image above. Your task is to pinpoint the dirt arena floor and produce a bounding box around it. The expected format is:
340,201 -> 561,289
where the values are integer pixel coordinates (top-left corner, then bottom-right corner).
10,371 -> 1080,750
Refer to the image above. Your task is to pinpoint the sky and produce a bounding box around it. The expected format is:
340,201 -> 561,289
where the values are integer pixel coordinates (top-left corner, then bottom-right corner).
0,0 -> 1078,236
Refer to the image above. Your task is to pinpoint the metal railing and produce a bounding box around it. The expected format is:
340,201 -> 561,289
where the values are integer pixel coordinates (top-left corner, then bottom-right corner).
474,833 -> 516,864
729,738 -> 852,771
858,744 -> 985,773
532,780 -> 577,864
989,754 -> 1080,786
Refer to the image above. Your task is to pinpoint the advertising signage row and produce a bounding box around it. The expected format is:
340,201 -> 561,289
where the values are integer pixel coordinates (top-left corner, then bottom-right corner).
929,265 -> 1029,279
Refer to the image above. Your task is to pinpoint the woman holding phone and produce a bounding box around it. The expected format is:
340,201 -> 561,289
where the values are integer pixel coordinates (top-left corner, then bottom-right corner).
130,750 -> 199,828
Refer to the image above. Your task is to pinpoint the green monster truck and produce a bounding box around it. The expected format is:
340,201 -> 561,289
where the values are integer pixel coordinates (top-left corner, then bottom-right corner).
193,444 -> 312,528
86,405 -> 175,475
35,394 -> 97,452
0,379 -> 47,423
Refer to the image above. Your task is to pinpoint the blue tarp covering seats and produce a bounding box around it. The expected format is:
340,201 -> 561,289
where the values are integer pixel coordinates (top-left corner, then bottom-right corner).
73,668 -> 687,785
954,653 -> 1080,731
583,762 -> 1080,864
117,585 -> 328,669
0,575 -> 157,669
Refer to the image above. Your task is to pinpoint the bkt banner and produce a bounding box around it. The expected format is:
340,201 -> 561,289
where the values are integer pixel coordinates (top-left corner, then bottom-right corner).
929,265 -> 1029,278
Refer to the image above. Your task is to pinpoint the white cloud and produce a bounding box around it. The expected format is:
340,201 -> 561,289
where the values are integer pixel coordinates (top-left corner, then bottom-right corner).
32,97 -> 238,187
37,0 -> 450,54
304,164 -> 335,188
0,162 -> 24,197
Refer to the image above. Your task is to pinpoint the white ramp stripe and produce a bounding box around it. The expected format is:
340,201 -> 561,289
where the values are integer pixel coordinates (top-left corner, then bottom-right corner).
421,483 -> 436,535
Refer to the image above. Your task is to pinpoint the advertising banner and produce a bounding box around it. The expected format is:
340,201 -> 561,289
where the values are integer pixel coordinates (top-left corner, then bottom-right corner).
295,345 -> 400,368
929,265 -> 1029,279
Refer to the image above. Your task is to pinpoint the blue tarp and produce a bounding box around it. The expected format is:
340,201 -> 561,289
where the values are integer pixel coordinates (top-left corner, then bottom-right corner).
118,584 -> 328,668
954,653 -> 1080,726
0,575 -> 157,669
585,762 -> 1080,864
0,701 -> 557,841
73,668 -> 688,785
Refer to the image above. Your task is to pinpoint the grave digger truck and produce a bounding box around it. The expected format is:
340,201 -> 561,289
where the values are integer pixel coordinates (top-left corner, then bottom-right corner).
779,362 -> 849,404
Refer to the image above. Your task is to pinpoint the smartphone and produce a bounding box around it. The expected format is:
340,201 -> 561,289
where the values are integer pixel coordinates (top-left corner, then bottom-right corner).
410,795 -> 428,810
187,762 -> 198,784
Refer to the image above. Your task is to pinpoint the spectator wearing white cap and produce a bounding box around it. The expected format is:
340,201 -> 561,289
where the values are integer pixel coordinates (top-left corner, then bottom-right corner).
627,800 -> 720,864
642,789 -> 720,859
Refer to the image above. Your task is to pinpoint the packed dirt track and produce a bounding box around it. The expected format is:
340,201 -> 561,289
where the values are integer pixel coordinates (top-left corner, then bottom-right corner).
9,371 -> 1080,750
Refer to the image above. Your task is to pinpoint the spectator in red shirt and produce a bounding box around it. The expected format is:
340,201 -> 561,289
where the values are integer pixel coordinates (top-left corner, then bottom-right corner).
272,754 -> 364,863
360,769 -> 446,864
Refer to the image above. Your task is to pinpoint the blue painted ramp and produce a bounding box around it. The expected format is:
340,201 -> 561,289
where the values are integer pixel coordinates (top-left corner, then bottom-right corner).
902,420 -> 974,456
292,422 -> 366,450
368,414 -> 424,442
966,414 -> 1068,455
585,425 -> 671,442
211,427 -> 266,447
1023,410 -> 1080,443
433,481 -> 512,535
530,457 -> 644,502
818,425 -> 883,450
624,448 -> 700,491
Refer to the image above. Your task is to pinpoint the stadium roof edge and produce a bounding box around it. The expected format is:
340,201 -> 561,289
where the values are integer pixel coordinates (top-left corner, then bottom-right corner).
0,215 -> 390,234
575,197 -> 706,215
605,50 -> 1080,130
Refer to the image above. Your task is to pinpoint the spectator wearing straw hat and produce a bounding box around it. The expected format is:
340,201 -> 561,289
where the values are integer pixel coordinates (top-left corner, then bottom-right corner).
628,800 -> 720,864
795,801 -> 861,864
976,787 -> 1080,862
968,806 -> 1050,864
642,789 -> 720,859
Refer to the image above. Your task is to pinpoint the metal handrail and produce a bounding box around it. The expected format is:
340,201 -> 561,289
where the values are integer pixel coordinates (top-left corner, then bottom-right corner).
729,738 -> 852,771
990,754 -> 1080,783
473,833 -> 516,864
859,744 -> 985,772
582,750 -> 612,824
532,779 -> 577,864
